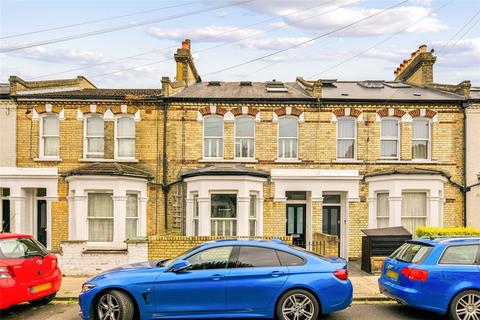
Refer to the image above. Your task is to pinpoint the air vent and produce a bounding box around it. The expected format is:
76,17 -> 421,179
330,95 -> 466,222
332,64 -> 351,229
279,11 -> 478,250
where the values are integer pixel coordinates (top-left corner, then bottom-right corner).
341,93 -> 349,96
208,81 -> 221,86
240,81 -> 252,86
322,79 -> 337,87
357,81 -> 384,89
384,82 -> 411,88
413,93 -> 422,96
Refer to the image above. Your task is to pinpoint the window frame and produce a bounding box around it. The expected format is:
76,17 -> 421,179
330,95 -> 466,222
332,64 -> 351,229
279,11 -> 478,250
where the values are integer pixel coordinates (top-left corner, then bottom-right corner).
84,114 -> 105,159
210,193 -> 237,237
438,244 -> 480,266
249,193 -> 257,237
234,115 -> 256,159
380,117 -> 400,160
183,245 -> 236,270
412,118 -> 431,160
125,192 -> 139,240
86,191 -> 114,243
376,192 -> 390,228
192,193 -> 199,236
278,116 -> 299,160
234,245 -> 282,268
336,117 -> 356,160
115,115 -> 136,160
203,115 -> 224,159
39,113 -> 60,159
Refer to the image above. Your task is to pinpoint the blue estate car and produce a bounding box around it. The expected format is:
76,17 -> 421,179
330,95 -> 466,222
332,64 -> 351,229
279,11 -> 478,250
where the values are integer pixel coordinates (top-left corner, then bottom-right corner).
79,239 -> 352,320
379,237 -> 480,320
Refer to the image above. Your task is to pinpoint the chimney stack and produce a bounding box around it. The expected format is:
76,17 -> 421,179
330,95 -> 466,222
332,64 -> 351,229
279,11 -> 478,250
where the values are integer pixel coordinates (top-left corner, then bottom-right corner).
174,39 -> 200,86
394,44 -> 436,86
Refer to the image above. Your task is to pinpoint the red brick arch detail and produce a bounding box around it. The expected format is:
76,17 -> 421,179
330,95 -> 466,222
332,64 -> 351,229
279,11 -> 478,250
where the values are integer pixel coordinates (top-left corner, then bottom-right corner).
350,108 -> 362,117
199,106 -> 228,116
333,108 -> 362,118
110,105 -> 138,115
274,107 -> 303,117
78,105 -> 108,115
377,108 -> 406,118
230,106 -> 259,117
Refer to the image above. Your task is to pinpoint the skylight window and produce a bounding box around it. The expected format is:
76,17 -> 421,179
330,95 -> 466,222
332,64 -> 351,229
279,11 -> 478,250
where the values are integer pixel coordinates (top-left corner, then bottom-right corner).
357,81 -> 384,89
266,80 -> 288,93
384,82 -> 412,88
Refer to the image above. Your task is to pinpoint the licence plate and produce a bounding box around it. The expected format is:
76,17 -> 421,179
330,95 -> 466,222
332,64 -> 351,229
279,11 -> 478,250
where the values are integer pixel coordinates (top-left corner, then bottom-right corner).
30,282 -> 52,294
386,270 -> 399,281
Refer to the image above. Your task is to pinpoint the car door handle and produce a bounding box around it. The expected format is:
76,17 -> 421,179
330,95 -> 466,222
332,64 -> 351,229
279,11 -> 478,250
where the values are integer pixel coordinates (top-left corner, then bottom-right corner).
210,274 -> 225,281
270,271 -> 285,277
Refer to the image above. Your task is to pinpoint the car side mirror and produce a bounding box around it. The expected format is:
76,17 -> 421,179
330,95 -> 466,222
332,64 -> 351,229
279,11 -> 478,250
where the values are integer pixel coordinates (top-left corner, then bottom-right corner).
170,260 -> 191,273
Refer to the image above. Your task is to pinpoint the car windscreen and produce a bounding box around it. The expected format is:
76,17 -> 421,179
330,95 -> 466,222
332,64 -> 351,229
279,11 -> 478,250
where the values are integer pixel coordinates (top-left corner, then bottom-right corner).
390,242 -> 432,264
0,237 -> 48,259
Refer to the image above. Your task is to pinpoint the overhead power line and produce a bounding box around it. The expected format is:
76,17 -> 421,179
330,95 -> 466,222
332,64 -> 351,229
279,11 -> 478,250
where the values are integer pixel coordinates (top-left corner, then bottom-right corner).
0,1 -> 199,40
202,0 -> 408,77
310,0 -> 453,78
0,0 -> 254,53
28,0 -> 339,80
437,7 -> 480,54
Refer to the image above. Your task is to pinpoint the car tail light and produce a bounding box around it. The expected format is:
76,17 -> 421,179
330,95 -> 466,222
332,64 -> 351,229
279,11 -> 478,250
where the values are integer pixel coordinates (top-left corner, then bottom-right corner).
401,267 -> 428,281
334,269 -> 348,281
0,267 -> 13,279
51,258 -> 58,270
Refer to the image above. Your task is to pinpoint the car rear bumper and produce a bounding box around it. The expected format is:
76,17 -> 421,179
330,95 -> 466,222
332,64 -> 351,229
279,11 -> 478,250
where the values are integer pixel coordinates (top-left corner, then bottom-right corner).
0,269 -> 62,310
378,276 -> 445,315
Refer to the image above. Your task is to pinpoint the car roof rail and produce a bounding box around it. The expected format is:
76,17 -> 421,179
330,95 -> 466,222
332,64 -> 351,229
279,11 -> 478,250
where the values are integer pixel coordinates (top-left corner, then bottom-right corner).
426,236 -> 480,243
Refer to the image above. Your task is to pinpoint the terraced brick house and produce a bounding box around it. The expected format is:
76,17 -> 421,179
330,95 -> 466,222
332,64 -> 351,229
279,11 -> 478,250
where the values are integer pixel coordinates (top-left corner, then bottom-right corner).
4,40 -> 471,275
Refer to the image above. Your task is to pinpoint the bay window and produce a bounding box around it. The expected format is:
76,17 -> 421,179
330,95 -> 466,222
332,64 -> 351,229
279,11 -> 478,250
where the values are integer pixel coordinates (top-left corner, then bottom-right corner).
40,115 -> 60,158
412,119 -> 430,160
401,192 -> 427,234
116,117 -> 136,159
337,117 -> 356,159
235,116 -> 255,159
203,116 -> 223,158
211,194 -> 237,236
381,119 -> 399,159
125,193 -> 138,239
87,193 -> 113,242
278,116 -> 298,159
376,193 -> 389,227
85,116 -> 104,158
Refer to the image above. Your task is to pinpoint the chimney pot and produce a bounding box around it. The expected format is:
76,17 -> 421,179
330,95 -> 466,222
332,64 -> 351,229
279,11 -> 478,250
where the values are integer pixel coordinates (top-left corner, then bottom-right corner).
182,39 -> 191,50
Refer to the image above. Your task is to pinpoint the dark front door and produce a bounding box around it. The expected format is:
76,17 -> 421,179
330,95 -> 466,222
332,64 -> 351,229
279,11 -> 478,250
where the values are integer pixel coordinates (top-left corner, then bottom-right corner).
286,204 -> 306,247
37,200 -> 47,246
323,206 -> 341,254
2,199 -> 10,232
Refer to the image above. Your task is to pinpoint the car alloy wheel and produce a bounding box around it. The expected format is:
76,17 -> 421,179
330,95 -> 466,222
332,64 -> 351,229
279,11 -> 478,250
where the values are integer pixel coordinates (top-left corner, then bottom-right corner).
455,292 -> 480,320
97,293 -> 121,320
281,293 -> 315,320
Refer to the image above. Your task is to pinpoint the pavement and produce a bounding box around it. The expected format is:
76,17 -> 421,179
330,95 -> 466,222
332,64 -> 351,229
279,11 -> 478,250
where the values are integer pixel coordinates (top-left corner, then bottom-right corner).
0,301 -> 445,320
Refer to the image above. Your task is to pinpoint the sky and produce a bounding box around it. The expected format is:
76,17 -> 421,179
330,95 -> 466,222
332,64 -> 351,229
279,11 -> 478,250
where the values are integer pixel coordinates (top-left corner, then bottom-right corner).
0,0 -> 478,88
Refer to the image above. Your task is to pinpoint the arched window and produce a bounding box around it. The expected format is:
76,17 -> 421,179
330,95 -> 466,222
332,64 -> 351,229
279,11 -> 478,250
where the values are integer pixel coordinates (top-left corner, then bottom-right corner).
235,116 -> 255,159
412,118 -> 430,160
40,114 -> 60,158
278,116 -> 298,159
203,116 -> 223,158
337,117 -> 356,159
85,115 -> 104,158
380,118 -> 399,159
116,116 -> 136,159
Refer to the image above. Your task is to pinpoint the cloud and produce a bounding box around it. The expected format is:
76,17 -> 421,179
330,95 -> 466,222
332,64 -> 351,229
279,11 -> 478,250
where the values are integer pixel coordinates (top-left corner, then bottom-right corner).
11,46 -> 110,65
233,1 -> 447,37
147,25 -> 312,50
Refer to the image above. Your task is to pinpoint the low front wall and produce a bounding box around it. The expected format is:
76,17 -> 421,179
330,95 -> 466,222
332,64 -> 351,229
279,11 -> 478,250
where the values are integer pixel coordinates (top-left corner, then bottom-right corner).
57,240 -> 148,276
148,236 -> 292,260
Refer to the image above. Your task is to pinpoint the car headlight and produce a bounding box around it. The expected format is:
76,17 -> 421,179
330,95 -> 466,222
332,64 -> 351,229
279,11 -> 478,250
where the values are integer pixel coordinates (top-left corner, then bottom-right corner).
81,283 -> 96,293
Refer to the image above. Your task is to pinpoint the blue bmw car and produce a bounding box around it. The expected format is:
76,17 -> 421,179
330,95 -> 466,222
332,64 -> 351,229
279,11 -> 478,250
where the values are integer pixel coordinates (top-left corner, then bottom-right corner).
79,239 -> 352,320
379,237 -> 480,320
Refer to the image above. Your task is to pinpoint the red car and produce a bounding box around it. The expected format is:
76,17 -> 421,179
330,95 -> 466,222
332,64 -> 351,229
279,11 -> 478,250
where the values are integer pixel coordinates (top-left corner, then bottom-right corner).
0,233 -> 62,310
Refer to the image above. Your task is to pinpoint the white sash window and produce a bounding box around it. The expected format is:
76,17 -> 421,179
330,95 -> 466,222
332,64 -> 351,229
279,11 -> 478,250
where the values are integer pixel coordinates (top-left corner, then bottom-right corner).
203,116 -> 223,158
278,116 -> 298,159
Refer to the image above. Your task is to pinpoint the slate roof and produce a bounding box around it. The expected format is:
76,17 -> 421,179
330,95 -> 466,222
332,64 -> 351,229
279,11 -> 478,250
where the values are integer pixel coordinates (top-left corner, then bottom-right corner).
63,162 -> 152,179
471,88 -> 480,100
364,168 -> 451,179
0,84 -> 9,96
171,81 -> 312,100
16,88 -> 163,100
181,164 -> 269,179
169,80 -> 463,102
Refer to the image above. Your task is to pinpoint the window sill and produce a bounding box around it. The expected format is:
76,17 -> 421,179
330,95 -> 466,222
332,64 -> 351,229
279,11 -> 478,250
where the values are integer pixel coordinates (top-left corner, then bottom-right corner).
78,158 -> 139,163
274,159 -> 302,163
199,158 -> 259,163
332,159 -> 364,164
84,243 -> 128,253
34,157 -> 62,162
376,160 -> 438,164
